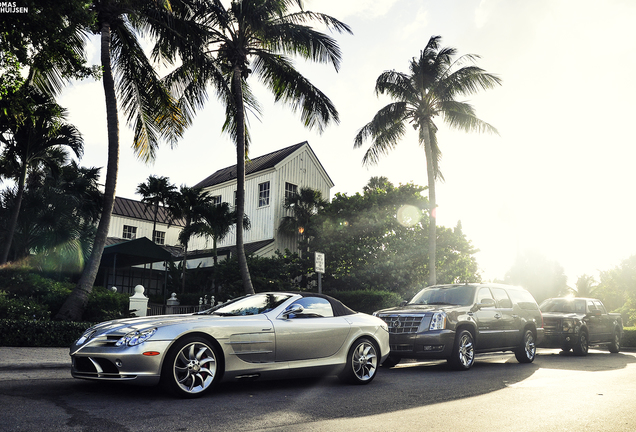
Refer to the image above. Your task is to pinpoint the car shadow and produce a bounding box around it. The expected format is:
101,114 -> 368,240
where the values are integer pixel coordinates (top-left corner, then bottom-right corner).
535,348 -> 636,372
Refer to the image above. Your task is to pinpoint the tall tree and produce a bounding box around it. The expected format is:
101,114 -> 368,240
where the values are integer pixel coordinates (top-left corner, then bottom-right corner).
136,175 -> 177,241
166,0 -> 352,295
354,35 -> 501,286
57,0 -> 190,321
0,89 -> 83,264
167,185 -> 213,292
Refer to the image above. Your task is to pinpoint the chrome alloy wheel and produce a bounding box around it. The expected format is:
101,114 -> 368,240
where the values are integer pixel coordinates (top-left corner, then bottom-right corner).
173,341 -> 217,394
352,340 -> 378,382
523,332 -> 536,360
458,332 -> 474,368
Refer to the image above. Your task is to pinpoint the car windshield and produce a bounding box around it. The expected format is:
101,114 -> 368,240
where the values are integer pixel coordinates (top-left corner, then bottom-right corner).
540,298 -> 585,313
409,285 -> 476,306
210,293 -> 292,316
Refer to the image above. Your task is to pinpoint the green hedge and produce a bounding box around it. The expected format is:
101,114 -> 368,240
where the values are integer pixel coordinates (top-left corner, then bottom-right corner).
326,290 -> 403,315
622,327 -> 636,348
0,319 -> 95,347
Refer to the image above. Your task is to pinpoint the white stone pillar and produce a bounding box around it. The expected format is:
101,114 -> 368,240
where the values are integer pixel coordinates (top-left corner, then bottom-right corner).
129,285 -> 149,317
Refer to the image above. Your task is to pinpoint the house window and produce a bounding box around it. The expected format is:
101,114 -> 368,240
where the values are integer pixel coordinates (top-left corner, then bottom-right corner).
211,195 -> 222,206
122,225 -> 137,240
258,181 -> 270,207
285,182 -> 298,201
153,230 -> 165,245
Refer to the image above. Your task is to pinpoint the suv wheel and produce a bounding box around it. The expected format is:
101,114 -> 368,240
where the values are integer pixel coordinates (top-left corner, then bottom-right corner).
608,329 -> 621,353
514,329 -> 536,363
449,329 -> 475,370
573,331 -> 589,356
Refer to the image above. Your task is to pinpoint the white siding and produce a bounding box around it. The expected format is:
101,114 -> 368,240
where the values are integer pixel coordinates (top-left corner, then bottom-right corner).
108,215 -> 181,246
188,143 -> 333,256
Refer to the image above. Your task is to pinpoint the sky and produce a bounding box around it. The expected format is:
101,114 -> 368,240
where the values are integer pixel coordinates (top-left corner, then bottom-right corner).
57,0 -> 636,286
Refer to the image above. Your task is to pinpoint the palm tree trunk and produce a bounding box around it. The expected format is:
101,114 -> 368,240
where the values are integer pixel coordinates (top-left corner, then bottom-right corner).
423,124 -> 437,286
231,66 -> 255,295
0,164 -> 27,264
56,21 -> 119,320
181,243 -> 187,293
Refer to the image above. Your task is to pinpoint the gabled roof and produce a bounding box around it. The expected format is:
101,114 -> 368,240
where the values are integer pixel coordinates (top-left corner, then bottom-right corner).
113,196 -> 184,227
194,141 -> 332,189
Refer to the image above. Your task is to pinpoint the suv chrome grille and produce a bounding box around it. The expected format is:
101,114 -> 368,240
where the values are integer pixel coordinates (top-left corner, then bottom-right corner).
378,315 -> 425,334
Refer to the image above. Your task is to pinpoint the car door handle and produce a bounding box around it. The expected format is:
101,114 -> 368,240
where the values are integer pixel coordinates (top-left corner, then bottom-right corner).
494,314 -> 502,319
512,314 -> 519,319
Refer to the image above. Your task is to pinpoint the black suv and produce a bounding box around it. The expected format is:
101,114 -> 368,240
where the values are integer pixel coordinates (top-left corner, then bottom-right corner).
374,283 -> 544,370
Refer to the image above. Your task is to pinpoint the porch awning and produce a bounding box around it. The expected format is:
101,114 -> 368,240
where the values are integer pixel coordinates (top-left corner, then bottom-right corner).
101,237 -> 172,268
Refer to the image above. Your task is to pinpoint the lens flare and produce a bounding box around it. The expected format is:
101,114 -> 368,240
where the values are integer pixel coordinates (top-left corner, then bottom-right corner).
397,205 -> 422,227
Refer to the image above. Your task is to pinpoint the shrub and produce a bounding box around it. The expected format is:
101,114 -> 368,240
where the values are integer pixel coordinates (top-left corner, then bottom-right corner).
0,319 -> 95,347
622,327 -> 636,348
83,286 -> 131,322
326,290 -> 403,314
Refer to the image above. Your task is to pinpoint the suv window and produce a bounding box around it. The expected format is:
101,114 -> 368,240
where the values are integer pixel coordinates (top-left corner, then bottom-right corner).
593,300 -> 606,314
506,289 -> 540,310
476,288 -> 495,306
491,287 -> 512,309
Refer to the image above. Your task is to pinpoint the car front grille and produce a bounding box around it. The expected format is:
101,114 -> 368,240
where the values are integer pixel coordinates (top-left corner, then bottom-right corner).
542,318 -> 561,333
378,315 -> 425,334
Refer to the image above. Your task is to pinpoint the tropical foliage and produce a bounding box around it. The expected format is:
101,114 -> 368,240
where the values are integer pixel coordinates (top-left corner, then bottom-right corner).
310,179 -> 480,299
354,35 -> 501,286
166,0 -> 352,295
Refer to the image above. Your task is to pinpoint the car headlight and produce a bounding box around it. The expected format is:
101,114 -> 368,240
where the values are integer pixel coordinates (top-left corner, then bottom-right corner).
115,328 -> 157,347
562,319 -> 575,333
76,328 -> 97,345
429,312 -> 447,330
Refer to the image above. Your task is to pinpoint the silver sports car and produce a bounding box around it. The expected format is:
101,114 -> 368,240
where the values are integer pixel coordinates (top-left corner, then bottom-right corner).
71,292 -> 390,398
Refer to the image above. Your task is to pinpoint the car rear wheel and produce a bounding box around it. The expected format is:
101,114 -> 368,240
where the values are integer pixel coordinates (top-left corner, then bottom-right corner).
573,331 -> 589,356
449,329 -> 475,370
608,330 -> 621,353
381,355 -> 401,368
161,336 -> 220,398
514,329 -> 536,363
339,337 -> 378,384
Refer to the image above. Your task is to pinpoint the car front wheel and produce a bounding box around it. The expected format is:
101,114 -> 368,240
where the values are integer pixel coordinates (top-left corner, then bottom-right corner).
449,329 -> 475,370
161,336 -> 220,398
573,331 -> 589,356
514,329 -> 536,363
339,337 -> 379,384
608,330 -> 621,353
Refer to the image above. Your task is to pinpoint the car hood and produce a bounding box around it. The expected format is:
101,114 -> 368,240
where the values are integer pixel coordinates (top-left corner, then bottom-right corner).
541,312 -> 582,319
376,304 -> 458,315
81,314 -> 227,339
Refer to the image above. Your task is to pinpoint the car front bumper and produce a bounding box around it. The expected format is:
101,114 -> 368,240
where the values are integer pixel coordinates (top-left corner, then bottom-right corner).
70,340 -> 172,386
388,329 -> 456,360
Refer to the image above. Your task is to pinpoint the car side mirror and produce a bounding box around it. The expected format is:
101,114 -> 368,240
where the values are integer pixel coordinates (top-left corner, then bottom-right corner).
473,298 -> 496,311
587,309 -> 601,317
281,304 -> 304,319
400,301 -> 408,307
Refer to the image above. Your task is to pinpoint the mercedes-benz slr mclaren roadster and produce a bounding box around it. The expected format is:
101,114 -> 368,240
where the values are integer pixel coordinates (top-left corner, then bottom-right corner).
71,292 -> 390,398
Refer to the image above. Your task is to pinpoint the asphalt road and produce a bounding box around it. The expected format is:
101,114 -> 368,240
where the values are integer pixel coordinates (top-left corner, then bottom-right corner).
1,348 -> 636,431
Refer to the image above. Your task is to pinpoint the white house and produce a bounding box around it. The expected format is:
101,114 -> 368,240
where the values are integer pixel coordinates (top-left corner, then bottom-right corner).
103,141 -> 333,294
187,141 -> 334,265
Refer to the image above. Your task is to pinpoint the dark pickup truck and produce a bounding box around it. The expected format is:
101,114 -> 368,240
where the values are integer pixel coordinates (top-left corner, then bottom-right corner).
539,297 -> 623,355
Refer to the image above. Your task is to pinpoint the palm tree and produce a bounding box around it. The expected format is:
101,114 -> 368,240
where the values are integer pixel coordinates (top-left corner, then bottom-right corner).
57,0 -> 190,320
166,0 -> 352,295
136,175 -> 177,242
167,185 -> 213,292
184,201 -> 250,293
354,35 -> 502,285
575,274 -> 598,297
278,187 -> 327,256
0,89 -> 83,264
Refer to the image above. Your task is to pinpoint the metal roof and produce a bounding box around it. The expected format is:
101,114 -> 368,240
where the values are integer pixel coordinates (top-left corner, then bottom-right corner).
194,141 -> 320,189
112,196 -> 184,227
